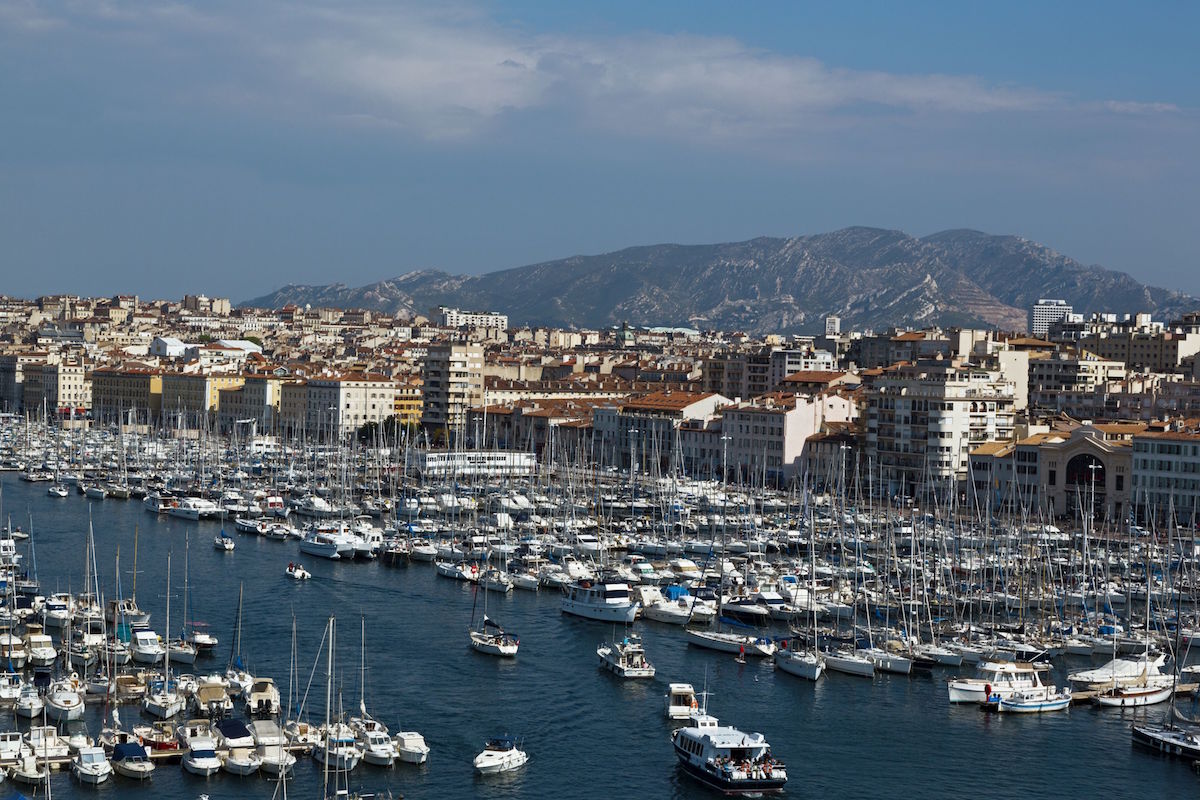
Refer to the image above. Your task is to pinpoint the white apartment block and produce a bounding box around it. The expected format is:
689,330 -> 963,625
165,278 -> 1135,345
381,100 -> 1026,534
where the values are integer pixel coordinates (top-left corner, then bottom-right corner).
421,342 -> 485,434
1131,430 -> 1200,523
1031,299 -> 1072,337
1027,352 -> 1127,412
866,359 -> 1016,499
304,374 -> 398,440
434,306 -> 509,331
767,349 -> 836,391
721,392 -> 857,483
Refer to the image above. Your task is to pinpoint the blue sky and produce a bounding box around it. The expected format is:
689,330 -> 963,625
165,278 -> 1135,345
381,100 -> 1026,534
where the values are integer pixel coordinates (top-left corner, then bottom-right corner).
1,1 -> 1197,301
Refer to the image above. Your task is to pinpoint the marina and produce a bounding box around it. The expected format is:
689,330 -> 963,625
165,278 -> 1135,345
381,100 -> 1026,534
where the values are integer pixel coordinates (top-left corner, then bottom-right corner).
1,420 -> 1200,798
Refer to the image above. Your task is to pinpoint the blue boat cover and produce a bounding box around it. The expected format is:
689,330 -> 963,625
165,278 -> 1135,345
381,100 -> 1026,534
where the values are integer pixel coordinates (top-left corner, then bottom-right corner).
113,742 -> 148,760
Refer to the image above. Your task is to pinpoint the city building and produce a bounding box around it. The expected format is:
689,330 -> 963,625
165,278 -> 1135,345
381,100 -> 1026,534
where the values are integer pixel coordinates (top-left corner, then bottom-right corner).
432,306 -> 509,332
1031,299 -> 1073,337
421,341 -> 485,436
865,358 -> 1016,499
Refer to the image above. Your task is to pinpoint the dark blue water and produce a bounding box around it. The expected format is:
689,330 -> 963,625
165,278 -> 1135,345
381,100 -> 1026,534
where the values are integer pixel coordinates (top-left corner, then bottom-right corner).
2,475 -> 1196,799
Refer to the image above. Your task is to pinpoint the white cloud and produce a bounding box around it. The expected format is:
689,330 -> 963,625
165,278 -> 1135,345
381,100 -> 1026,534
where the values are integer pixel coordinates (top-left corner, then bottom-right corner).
0,0 -> 1184,145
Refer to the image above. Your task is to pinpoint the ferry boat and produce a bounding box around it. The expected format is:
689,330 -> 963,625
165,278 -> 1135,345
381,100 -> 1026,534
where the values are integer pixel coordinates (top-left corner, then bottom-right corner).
597,633 -> 655,678
671,707 -> 787,796
561,579 -> 638,623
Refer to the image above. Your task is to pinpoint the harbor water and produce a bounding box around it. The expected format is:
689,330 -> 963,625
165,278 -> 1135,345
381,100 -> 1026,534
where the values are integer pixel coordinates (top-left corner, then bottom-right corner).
2,475 -> 1196,799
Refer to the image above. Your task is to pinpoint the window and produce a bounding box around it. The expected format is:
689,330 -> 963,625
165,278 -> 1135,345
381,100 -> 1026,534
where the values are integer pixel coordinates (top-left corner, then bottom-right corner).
1115,475 -> 1124,491
1048,469 -> 1056,487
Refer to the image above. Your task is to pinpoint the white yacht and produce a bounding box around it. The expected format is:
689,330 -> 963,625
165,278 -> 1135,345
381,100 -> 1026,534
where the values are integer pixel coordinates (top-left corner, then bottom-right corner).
353,719 -> 398,766
251,719 -> 297,776
111,740 -> 156,780
1068,652 -> 1170,690
71,746 -> 113,784
947,661 -> 1050,704
182,736 -> 222,776
473,735 -> 529,774
245,677 -> 282,717
169,496 -> 221,520
130,630 -> 166,664
597,633 -> 655,678
393,730 -> 430,764
312,722 -> 362,772
561,579 -> 639,623
666,683 -> 698,720
45,674 -> 86,721
672,708 -> 787,795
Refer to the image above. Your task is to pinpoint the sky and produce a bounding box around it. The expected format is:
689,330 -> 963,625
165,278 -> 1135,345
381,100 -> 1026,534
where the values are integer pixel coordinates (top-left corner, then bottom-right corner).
1,1 -> 1197,301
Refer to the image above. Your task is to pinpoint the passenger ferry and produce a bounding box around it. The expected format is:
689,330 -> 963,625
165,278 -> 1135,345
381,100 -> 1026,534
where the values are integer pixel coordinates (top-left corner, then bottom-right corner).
671,706 -> 787,796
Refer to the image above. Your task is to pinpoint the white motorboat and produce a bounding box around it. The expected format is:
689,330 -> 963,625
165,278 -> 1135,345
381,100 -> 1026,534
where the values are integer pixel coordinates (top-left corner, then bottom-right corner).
130,629 -> 166,665
597,633 -> 655,678
313,722 -> 362,772
213,718 -> 256,751
947,661 -> 1050,704
286,562 -> 311,580
997,686 -> 1072,713
14,681 -> 44,718
45,674 -> 86,721
561,579 -> 639,623
222,746 -> 263,776
72,745 -> 113,784
1068,652 -> 1170,690
666,683 -> 699,719
393,730 -> 430,764
356,724 -> 398,767
11,754 -> 48,785
671,707 -> 787,795
182,736 -> 222,776
245,677 -> 282,717
473,735 -> 529,774
169,496 -> 221,520
111,740 -> 156,780
24,626 -> 58,668
251,719 -> 297,776
26,725 -> 70,759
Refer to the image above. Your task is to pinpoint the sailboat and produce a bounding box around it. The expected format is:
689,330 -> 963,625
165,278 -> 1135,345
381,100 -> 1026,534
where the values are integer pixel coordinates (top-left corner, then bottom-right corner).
469,583 -> 519,657
224,583 -> 253,693
1095,529 -> 1172,708
349,615 -> 399,766
168,534 -> 198,665
776,504 -> 825,681
142,553 -> 185,719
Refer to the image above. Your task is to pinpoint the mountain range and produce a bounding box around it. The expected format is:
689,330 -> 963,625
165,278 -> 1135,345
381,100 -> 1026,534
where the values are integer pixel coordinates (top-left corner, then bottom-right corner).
241,227 -> 1198,335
